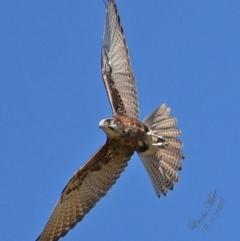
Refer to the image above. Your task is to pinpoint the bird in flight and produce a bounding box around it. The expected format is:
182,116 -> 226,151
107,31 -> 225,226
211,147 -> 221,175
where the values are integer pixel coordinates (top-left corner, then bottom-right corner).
36,0 -> 184,240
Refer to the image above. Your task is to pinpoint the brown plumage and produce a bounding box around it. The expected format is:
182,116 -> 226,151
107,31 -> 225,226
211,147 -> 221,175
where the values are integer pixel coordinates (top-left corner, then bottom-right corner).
36,1 -> 184,241
102,0 -> 139,118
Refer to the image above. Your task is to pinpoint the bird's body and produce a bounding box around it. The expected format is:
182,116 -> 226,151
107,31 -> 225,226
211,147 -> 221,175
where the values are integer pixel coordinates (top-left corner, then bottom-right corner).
100,114 -> 150,149
36,1 -> 184,240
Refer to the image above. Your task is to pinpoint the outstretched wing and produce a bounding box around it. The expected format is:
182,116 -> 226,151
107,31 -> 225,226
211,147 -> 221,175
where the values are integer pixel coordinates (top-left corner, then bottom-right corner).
36,141 -> 134,241
102,0 -> 139,119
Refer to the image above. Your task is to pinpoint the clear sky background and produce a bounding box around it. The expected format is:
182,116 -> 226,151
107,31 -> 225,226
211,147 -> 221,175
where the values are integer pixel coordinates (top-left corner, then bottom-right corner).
1,1 -> 240,241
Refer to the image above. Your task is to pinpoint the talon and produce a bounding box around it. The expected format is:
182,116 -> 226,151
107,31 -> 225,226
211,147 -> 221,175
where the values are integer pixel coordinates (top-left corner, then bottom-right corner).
152,142 -> 168,147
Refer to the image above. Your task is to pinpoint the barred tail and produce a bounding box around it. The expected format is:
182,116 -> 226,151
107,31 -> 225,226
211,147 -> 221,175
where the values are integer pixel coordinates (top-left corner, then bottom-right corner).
138,104 -> 184,197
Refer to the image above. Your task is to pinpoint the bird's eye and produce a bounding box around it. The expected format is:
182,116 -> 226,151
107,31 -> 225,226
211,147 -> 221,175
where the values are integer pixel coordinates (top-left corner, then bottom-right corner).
106,119 -> 111,124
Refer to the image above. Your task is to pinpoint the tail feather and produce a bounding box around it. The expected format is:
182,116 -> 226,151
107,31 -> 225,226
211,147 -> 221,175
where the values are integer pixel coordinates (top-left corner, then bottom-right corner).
138,104 -> 184,197
143,104 -> 171,126
161,137 -> 182,149
152,128 -> 181,138
151,117 -> 177,129
140,154 -> 164,196
158,149 -> 182,171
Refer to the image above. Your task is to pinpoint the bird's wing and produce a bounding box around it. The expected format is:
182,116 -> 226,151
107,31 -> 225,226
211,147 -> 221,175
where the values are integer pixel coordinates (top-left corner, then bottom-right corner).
36,141 -> 134,241
102,0 -> 139,119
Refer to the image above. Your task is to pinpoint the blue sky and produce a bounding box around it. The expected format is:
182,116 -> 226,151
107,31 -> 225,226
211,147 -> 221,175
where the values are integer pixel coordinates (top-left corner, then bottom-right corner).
1,1 -> 240,240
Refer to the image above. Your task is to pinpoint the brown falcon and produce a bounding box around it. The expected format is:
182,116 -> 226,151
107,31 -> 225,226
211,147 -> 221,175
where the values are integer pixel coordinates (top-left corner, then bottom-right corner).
36,0 -> 184,240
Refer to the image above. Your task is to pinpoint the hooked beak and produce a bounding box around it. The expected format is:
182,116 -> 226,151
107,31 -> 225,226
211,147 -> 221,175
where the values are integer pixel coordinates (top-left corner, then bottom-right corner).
99,119 -> 106,129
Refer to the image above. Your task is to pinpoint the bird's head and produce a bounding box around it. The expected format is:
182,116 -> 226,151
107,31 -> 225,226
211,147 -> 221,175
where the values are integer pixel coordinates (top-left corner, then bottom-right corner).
99,118 -> 123,138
